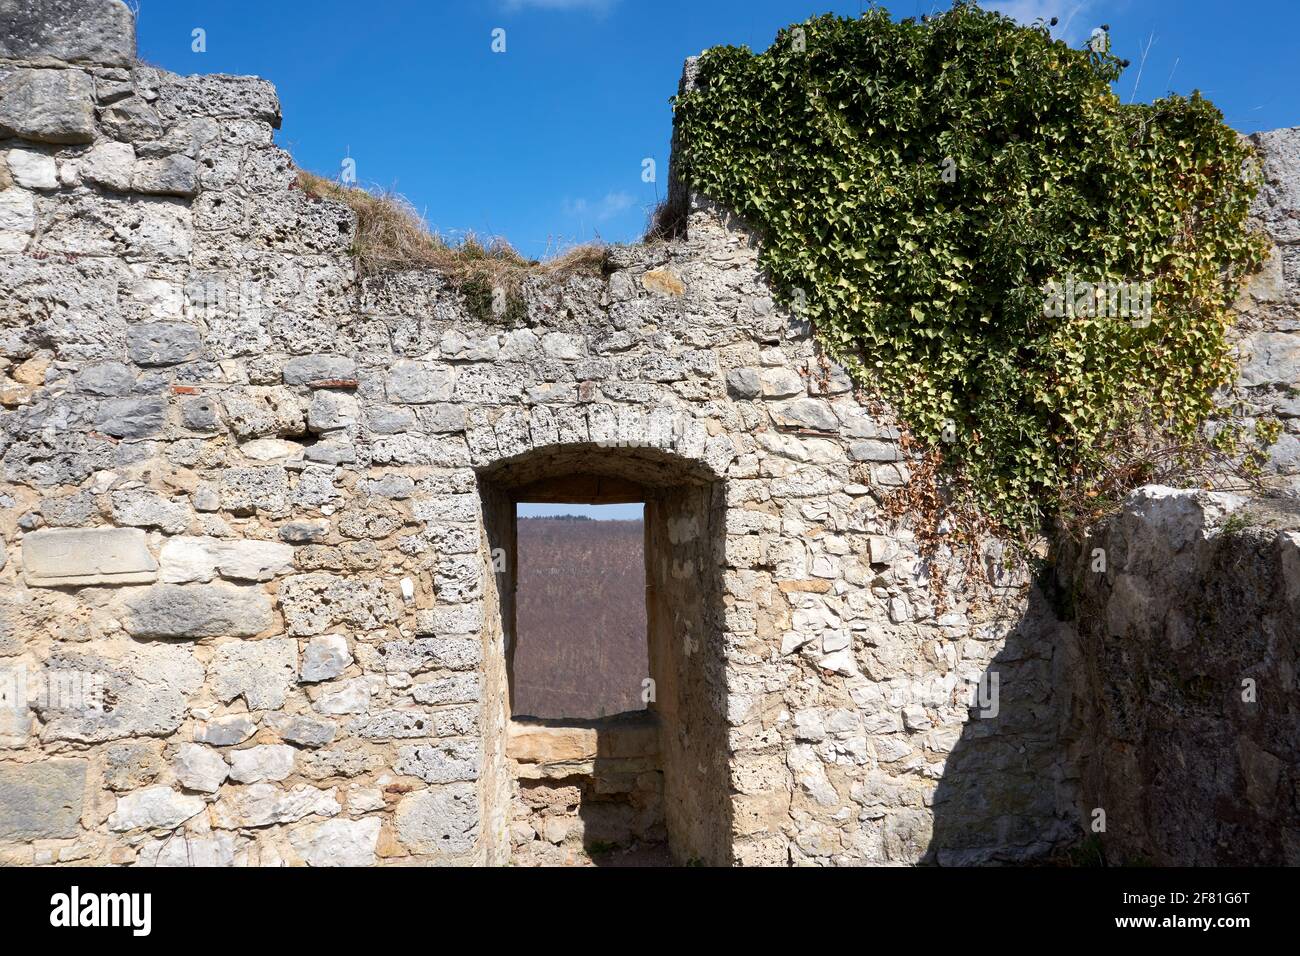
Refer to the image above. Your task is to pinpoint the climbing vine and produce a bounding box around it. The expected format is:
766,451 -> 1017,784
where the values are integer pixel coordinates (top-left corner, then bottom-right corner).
675,2 -> 1268,530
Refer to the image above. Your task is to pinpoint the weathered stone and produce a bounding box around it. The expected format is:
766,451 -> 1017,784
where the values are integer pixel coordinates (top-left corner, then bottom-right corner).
194,714 -> 257,747
5,148 -> 57,189
227,744 -> 295,784
103,741 -> 165,792
211,638 -> 298,710
0,67 -> 96,144
210,783 -> 340,829
279,519 -> 330,544
79,140 -> 135,191
137,832 -> 240,867
726,367 -> 761,399
38,641 -> 204,743
279,573 -> 397,636
313,678 -> 370,715
395,739 -> 482,784
127,322 -> 202,366
771,398 -> 838,432
132,155 -> 199,197
124,583 -> 273,638
220,466 -> 292,516
111,488 -> 192,534
181,395 -> 221,431
386,360 -> 454,404
172,743 -> 229,793
289,815 -> 381,867
95,395 -> 166,438
222,387 -> 306,439
284,354 -> 357,385
76,360 -> 134,396
0,0 -> 136,65
108,786 -> 205,831
159,536 -> 294,584
393,783 -> 478,856
300,633 -> 351,682
22,527 -> 157,586
0,759 -> 86,840
267,713 -> 336,748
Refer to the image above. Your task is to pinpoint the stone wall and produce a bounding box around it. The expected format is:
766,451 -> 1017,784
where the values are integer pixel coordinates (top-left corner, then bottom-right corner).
0,0 -> 1296,867
1058,488 -> 1300,865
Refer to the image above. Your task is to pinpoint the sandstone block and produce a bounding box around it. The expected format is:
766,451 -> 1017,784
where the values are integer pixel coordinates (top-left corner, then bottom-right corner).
22,527 -> 157,586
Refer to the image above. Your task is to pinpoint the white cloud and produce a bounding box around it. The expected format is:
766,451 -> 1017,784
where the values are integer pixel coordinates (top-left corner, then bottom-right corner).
983,1 -> 1093,42
563,191 -> 635,222
502,0 -> 618,12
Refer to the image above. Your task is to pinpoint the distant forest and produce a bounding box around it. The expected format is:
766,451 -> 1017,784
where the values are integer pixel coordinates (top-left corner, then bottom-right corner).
513,515 -> 647,719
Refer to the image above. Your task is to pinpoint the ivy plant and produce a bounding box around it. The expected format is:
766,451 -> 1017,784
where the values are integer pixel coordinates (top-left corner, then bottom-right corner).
675,2 -> 1267,530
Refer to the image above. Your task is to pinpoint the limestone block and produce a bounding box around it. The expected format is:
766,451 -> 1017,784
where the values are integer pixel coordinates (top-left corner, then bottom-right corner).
0,0 -> 136,65
299,634 -> 351,682
194,714 -> 257,747
770,398 -> 838,432
127,321 -> 202,366
219,466 -> 292,516
159,536 -> 294,584
103,740 -> 165,792
393,783 -> 479,856
94,395 -> 166,439
210,783 -> 340,829
38,641 -> 204,743
0,68 -> 95,144
386,360 -> 454,404
395,739 -> 482,784
79,140 -> 135,191
132,155 -> 199,198
0,759 -> 86,840
227,744 -> 295,784
5,148 -> 58,189
172,743 -> 229,793
267,713 -> 336,748
289,815 -> 381,867
137,832 -> 240,867
279,573 -> 397,636
107,786 -> 205,831
211,638 -> 298,710
283,354 -> 357,385
312,677 -> 369,715
124,583 -> 273,638
22,527 -> 157,586
0,187 -> 36,240
222,387 -> 306,439
110,488 -> 193,534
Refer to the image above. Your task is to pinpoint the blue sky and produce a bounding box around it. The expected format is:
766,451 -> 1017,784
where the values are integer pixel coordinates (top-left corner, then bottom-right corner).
136,0 -> 1298,261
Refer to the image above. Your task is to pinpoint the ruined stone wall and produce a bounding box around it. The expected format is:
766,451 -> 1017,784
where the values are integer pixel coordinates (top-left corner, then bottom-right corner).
1058,488 -> 1300,865
0,0 -> 1296,867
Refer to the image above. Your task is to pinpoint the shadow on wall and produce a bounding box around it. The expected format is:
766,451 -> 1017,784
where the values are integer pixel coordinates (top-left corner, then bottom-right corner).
1056,494 -> 1300,866
926,581 -> 1083,866
930,490 -> 1300,867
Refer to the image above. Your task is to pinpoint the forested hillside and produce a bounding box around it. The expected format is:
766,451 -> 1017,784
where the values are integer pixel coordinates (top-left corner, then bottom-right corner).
513,516 -> 648,719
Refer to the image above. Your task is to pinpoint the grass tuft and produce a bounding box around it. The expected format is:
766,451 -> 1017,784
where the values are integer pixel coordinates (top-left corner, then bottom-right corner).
295,171 -> 609,308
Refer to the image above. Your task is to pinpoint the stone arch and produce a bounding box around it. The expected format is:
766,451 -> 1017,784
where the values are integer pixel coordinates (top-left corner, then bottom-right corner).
474,439 -> 734,865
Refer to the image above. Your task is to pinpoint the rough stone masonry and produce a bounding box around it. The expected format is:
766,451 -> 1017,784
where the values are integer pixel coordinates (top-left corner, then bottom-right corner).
0,0 -> 1297,866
